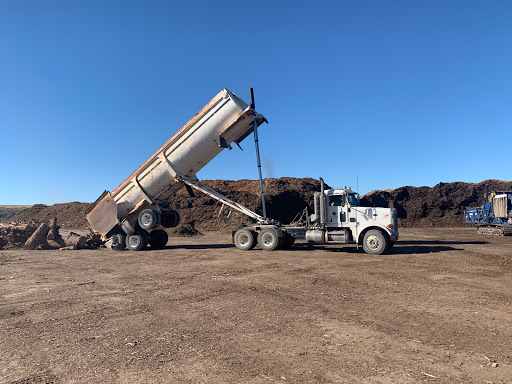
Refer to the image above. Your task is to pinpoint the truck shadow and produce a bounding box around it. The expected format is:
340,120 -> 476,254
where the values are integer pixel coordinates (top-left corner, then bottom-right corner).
399,240 -> 488,245
167,244 -> 234,250
386,245 -> 462,254
292,243 -> 465,255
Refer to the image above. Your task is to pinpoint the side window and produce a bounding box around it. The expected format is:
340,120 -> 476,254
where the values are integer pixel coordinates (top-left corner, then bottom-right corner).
329,196 -> 344,207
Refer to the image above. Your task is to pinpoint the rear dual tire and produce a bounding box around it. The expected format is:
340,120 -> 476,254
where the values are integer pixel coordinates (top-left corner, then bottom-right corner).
149,229 -> 168,250
138,209 -> 161,230
125,229 -> 168,251
234,228 -> 293,251
126,230 -> 149,251
111,233 -> 126,251
233,228 -> 257,251
257,228 -> 281,251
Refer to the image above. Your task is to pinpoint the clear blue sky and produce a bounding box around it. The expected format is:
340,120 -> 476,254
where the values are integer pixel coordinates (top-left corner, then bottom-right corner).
1,1 -> 511,204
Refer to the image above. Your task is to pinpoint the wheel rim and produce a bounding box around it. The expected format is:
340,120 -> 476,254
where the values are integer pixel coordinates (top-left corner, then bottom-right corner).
128,235 -> 140,248
262,233 -> 275,247
140,212 -> 153,227
366,235 -> 380,250
238,233 -> 250,246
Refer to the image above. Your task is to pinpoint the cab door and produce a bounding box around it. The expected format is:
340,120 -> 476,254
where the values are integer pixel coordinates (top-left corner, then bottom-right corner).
326,195 -> 346,228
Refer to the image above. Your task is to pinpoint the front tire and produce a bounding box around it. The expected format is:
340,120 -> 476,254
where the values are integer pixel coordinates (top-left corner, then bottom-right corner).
362,229 -> 388,255
233,228 -> 256,251
257,228 -> 280,251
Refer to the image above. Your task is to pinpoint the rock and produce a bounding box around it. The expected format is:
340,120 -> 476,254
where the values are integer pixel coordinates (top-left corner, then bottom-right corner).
24,223 -> 50,250
64,234 -> 88,249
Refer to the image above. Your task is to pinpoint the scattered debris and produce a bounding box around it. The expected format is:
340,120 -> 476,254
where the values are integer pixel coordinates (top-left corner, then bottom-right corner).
24,223 -> 50,250
0,217 -> 99,251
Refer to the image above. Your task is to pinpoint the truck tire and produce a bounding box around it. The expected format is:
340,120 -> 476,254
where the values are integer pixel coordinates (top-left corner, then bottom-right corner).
138,209 -> 160,230
233,228 -> 256,251
126,231 -> 148,251
111,233 -> 126,251
281,232 -> 295,249
362,229 -> 388,255
257,228 -> 280,251
149,229 -> 168,249
161,209 -> 181,228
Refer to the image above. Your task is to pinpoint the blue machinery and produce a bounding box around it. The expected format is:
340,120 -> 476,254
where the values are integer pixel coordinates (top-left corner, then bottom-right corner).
465,191 -> 512,235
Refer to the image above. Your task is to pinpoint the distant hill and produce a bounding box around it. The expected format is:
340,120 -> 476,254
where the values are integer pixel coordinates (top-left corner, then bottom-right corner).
0,206 -> 32,223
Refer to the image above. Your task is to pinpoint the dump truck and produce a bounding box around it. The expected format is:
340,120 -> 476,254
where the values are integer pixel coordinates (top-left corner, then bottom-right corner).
465,191 -> 512,235
86,88 -> 399,255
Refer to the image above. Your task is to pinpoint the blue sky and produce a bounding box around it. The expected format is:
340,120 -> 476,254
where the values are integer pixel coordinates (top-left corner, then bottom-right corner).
1,1 -> 511,204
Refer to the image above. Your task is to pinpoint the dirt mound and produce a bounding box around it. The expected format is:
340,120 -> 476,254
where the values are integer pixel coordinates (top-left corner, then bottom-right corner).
8,178 -> 511,234
6,179 -> 323,236
10,203 -> 91,229
360,179 -> 512,227
0,223 -> 36,249
169,178 -> 325,234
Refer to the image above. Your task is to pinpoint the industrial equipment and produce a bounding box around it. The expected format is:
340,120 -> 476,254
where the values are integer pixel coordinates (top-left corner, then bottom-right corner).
465,191 -> 512,235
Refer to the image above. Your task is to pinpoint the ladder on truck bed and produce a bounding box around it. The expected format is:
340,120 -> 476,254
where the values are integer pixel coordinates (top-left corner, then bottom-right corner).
177,177 -> 276,225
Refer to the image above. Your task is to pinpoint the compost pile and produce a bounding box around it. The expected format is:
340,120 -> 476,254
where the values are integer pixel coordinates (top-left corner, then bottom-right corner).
167,178 -> 325,235
10,203 -> 91,228
360,179 -> 512,227
4,178 -> 511,245
3,178 -> 323,243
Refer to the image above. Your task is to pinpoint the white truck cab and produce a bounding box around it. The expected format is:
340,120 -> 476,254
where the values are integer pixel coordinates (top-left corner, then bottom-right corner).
305,181 -> 399,255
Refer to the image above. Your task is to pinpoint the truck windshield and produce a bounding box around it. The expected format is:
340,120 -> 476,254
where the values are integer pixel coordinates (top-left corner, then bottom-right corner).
347,194 -> 358,206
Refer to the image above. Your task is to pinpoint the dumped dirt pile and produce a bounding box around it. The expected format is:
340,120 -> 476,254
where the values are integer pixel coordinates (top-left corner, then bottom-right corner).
10,203 -> 92,229
360,179 -> 512,227
6,178 -> 323,236
0,223 -> 35,249
6,178 -> 511,236
168,178 -> 325,235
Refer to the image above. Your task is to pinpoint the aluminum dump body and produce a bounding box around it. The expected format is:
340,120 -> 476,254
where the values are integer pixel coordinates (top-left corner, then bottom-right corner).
87,89 -> 266,236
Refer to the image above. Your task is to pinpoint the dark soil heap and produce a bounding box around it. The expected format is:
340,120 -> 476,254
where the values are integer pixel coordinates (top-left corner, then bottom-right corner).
360,179 -> 512,227
10,203 -> 92,229
7,178 -> 323,235
168,178 -> 324,234
7,178 -> 511,234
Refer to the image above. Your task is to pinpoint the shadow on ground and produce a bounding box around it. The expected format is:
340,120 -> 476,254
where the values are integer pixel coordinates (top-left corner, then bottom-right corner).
292,242 -> 463,255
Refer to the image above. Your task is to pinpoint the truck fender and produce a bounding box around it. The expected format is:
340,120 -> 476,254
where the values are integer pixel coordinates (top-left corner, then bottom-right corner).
357,225 -> 392,245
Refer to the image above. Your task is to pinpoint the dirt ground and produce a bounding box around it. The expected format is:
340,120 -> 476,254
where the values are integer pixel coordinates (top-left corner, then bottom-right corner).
1,228 -> 511,384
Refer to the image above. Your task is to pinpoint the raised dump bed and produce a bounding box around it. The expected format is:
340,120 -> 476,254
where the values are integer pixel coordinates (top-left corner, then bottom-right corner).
86,89 -> 267,250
